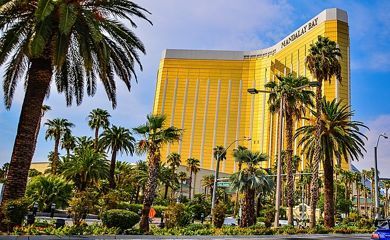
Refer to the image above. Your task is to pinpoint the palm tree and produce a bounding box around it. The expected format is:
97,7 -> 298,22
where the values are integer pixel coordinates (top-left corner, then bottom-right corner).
383,180 -> 390,217
305,35 -> 342,227
368,168 -> 376,218
178,171 -> 188,197
186,158 -> 200,200
133,160 -> 148,204
88,109 -> 111,151
265,74 -> 314,225
159,164 -> 178,200
296,98 -> 368,227
167,152 -> 181,173
0,0 -> 151,204
201,174 -> 215,196
352,172 -> 362,216
230,150 -> 273,227
233,145 -> 248,215
61,132 -> 76,158
62,146 -> 109,191
45,118 -> 74,174
133,114 -> 182,232
101,125 -> 135,189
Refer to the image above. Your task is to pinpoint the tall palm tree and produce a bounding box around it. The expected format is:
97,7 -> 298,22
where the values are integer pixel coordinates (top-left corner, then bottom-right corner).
62,146 -> 110,191
178,171 -> 188,197
167,152 -> 181,173
0,0 -> 151,204
233,145 -> 248,215
296,98 -> 368,227
101,125 -> 135,189
230,150 -> 273,227
352,172 -> 362,216
368,168 -> 376,218
265,74 -> 314,225
61,132 -> 76,158
186,157 -> 200,200
133,114 -> 182,232
88,108 -> 111,151
159,164 -> 178,200
305,35 -> 342,227
383,180 -> 390,217
45,118 -> 74,174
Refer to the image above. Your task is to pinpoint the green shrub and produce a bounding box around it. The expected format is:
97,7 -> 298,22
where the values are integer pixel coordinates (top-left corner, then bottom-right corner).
1,198 -> 29,230
116,203 -> 166,217
13,223 -> 120,235
212,202 -> 226,228
68,191 -> 98,226
164,203 -> 192,228
101,209 -> 140,231
26,175 -> 72,212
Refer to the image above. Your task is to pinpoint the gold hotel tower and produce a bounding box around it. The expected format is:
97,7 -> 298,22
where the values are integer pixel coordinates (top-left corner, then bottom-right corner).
153,8 -> 350,174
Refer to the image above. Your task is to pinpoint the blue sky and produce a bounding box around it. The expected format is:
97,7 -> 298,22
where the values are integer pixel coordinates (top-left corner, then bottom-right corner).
0,0 -> 389,175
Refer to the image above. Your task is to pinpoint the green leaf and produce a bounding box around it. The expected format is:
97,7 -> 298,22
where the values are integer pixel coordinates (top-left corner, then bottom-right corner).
29,32 -> 46,56
35,0 -> 56,21
59,3 -> 77,35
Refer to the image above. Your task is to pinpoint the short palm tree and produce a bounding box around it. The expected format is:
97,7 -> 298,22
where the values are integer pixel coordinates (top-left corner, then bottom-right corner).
230,150 -> 272,227
160,164 -> 178,200
62,146 -> 109,191
167,152 -> 181,173
178,171 -> 188,197
133,114 -> 182,232
353,172 -> 362,216
0,0 -> 151,203
265,74 -> 314,225
305,35 -> 342,227
101,125 -> 135,189
296,98 -> 368,227
88,109 -> 111,151
61,132 -> 76,158
45,118 -> 74,174
201,174 -> 215,196
186,157 -> 200,199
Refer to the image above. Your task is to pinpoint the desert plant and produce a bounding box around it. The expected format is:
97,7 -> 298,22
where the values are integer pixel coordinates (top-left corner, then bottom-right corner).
213,202 -> 226,228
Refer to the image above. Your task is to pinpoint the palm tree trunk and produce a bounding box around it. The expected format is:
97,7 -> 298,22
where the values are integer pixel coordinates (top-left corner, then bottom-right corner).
364,190 -> 368,217
285,113 -> 294,225
188,170 -> 193,199
109,150 -> 117,189
309,81 -> 322,228
323,156 -> 335,228
1,53 -> 53,205
164,184 -> 169,199
371,181 -> 375,219
357,183 -> 360,216
240,188 -> 255,227
193,173 -> 197,197
52,138 -> 60,174
94,127 -> 99,152
140,149 -> 160,232
234,162 -> 242,216
135,186 -> 140,204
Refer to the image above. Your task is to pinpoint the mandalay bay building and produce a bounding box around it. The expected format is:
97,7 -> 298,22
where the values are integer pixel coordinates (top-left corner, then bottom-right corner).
152,8 -> 351,176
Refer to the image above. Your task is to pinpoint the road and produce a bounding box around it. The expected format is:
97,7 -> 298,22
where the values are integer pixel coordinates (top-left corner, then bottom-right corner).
0,234 -> 372,240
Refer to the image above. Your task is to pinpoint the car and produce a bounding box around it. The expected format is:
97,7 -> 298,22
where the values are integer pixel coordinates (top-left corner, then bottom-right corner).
371,219 -> 390,239
223,217 -> 237,226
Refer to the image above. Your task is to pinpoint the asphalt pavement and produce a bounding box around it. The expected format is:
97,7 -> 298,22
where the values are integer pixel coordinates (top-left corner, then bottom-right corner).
0,234 -> 372,240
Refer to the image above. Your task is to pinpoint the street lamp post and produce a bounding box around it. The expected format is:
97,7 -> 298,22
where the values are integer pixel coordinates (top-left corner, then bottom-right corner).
211,137 -> 251,223
374,133 -> 388,220
247,81 -> 319,228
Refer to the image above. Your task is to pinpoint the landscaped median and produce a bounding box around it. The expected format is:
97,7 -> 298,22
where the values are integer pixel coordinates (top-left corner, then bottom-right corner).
10,223 -> 375,236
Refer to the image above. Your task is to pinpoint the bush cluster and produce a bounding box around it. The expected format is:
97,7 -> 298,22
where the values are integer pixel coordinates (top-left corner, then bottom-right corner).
116,203 -> 166,217
101,209 -> 139,231
13,223 -> 119,235
1,198 -> 29,230
164,203 -> 192,228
